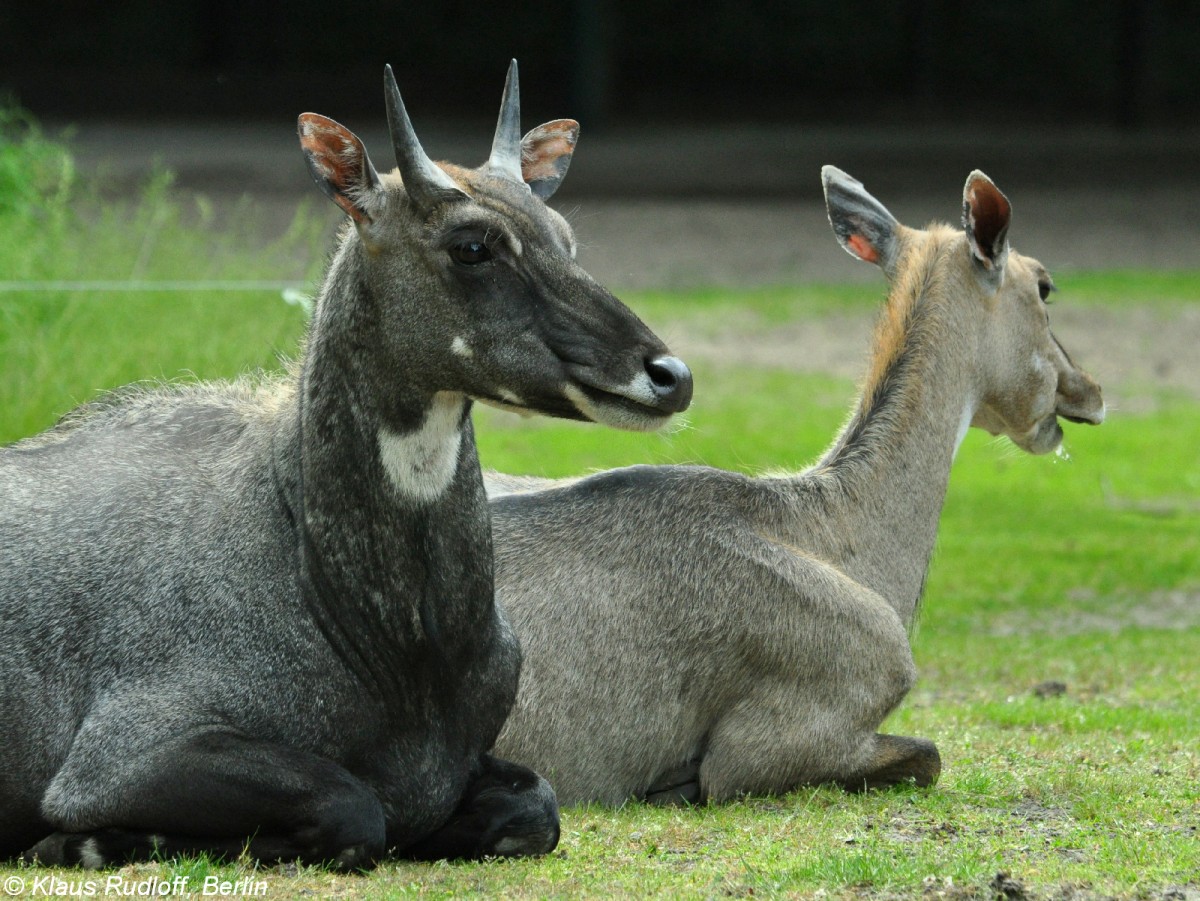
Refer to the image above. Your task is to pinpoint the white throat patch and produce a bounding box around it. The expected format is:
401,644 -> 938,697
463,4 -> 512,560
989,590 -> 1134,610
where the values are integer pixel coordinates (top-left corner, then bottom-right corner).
378,393 -> 464,503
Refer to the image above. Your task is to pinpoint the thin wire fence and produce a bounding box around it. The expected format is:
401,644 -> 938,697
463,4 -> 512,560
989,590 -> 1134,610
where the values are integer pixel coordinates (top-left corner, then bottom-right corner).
0,280 -> 307,292
0,280 -> 315,313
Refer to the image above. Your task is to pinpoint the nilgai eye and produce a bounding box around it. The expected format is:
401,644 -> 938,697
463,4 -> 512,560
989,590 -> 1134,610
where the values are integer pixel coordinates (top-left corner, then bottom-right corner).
450,241 -> 492,265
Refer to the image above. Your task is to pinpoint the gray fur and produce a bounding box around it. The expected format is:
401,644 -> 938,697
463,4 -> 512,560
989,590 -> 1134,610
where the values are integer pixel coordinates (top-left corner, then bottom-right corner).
1,65 -> 690,866
488,169 -> 1105,805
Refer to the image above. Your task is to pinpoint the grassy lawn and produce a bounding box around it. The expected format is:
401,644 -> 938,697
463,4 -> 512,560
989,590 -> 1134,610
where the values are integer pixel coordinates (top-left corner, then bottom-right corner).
1,120 -> 1196,898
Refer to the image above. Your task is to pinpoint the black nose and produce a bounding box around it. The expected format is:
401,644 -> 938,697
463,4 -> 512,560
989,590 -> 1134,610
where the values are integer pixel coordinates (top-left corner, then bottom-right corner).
645,355 -> 694,412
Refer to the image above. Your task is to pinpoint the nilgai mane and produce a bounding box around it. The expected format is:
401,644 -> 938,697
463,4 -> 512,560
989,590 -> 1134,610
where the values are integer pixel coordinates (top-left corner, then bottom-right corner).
487,167 -> 1104,805
0,62 -> 692,867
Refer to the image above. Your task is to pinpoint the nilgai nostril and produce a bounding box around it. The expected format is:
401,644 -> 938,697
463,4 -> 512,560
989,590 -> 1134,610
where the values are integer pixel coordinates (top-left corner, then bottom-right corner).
645,355 -> 694,409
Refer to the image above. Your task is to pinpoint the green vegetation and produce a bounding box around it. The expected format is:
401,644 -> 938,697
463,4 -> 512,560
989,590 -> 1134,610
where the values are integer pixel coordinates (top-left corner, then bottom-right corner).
0,105 -> 325,442
1,115 -> 1196,899
0,105 -> 74,218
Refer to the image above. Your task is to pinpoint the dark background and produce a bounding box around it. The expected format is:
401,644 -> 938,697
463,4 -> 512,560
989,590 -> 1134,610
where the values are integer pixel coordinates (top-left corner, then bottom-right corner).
1,1 -> 1195,130
3,1 -> 1196,285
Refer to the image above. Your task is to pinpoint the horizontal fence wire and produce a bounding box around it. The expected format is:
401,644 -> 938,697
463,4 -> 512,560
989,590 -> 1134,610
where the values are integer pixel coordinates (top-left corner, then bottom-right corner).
0,280 -> 308,293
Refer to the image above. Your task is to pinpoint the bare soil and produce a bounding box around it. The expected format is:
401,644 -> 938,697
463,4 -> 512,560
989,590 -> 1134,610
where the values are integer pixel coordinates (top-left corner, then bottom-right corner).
658,302 -> 1200,418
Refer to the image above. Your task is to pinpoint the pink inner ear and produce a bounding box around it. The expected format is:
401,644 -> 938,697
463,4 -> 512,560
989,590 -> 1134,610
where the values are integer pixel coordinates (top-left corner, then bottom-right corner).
520,119 -> 579,184
300,121 -> 359,185
522,135 -> 573,182
299,114 -> 371,224
965,176 -> 1012,257
847,233 -> 880,264
968,184 -> 1010,228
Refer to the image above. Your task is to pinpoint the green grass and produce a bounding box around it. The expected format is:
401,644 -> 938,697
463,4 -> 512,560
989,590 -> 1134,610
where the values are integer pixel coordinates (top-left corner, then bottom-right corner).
0,112 -> 325,443
612,267 -> 1200,325
0,291 -> 309,443
1,122 -> 1197,899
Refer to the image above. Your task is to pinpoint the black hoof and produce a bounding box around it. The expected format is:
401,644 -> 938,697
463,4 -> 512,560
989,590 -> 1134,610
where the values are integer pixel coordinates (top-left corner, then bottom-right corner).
402,757 -> 560,860
23,830 -> 130,868
643,757 -> 704,806
838,734 -> 942,792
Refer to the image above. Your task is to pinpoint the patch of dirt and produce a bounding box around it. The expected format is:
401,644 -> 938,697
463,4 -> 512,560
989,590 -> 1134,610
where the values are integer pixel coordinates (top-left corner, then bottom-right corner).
991,872 -> 1031,900
1031,681 -> 1069,699
990,589 -> 1200,637
847,874 -> 1199,900
665,304 -> 1200,414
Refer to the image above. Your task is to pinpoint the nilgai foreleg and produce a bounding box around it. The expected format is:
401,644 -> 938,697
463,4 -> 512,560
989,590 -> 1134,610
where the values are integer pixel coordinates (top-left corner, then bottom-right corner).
27,730 -> 385,870
399,754 -> 559,860
698,566 -> 936,800
834,733 -> 941,792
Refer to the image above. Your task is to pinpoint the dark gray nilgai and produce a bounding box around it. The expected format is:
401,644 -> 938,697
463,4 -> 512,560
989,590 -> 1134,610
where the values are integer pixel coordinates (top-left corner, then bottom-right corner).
487,168 -> 1104,805
0,62 -> 692,867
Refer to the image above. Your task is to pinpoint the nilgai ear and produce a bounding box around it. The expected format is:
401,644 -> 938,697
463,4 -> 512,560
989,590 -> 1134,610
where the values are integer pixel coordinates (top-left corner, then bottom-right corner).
822,165 -> 901,273
521,119 -> 579,200
298,113 -> 382,224
962,170 -> 1011,281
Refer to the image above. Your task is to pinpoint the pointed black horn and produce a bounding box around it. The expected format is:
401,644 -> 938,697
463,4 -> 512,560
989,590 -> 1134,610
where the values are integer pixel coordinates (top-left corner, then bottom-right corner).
486,59 -> 525,184
384,64 -> 464,213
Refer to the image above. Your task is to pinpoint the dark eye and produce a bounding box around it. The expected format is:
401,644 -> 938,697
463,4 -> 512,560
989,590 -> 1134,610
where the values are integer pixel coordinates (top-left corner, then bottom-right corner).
1038,279 -> 1055,303
450,241 -> 492,265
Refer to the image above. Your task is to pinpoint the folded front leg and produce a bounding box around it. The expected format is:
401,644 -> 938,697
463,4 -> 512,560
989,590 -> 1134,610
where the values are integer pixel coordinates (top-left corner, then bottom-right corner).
643,758 -> 703,806
400,754 -> 558,861
28,729 -> 385,870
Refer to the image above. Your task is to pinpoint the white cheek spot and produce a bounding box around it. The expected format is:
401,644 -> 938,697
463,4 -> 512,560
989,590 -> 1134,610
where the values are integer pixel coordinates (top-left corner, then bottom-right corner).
563,383 -> 594,418
497,388 -> 524,405
1032,352 -> 1059,416
563,382 -> 625,428
1033,351 -> 1057,383
451,336 -> 474,359
77,837 -> 105,868
379,393 -> 464,503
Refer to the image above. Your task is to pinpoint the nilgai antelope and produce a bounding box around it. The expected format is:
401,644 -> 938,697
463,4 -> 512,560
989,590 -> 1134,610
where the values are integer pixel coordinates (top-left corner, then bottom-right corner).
487,167 -> 1105,805
0,62 -> 692,868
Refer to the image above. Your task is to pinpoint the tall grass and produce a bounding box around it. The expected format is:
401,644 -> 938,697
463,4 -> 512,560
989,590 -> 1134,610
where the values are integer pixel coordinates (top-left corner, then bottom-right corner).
0,103 -> 75,218
0,105 -> 326,442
